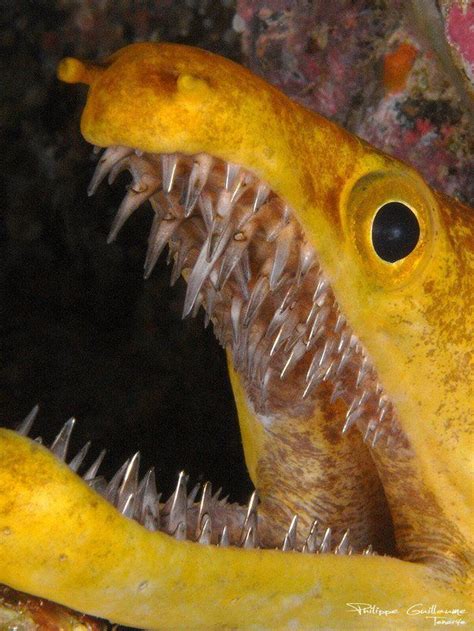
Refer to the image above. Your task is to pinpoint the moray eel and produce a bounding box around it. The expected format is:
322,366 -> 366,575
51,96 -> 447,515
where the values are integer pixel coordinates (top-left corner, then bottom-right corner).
0,42 -> 472,629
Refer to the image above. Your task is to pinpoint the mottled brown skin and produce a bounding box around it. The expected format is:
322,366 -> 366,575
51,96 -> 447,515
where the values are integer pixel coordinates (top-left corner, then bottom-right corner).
254,402 -> 395,554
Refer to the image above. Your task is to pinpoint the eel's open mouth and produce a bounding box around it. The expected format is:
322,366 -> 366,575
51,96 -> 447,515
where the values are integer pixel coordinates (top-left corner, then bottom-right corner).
13,143 -> 408,558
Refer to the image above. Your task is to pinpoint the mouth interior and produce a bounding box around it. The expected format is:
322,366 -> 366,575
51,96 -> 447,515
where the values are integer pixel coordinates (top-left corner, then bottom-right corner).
17,145 -> 410,558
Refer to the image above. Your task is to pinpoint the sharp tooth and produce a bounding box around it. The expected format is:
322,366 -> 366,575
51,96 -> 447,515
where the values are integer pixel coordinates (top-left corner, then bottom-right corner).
88,477 -> 107,495
284,320 -> 307,354
161,154 -> 178,193
16,404 -> 39,436
362,544 -> 374,556
82,449 -> 106,481
197,514 -> 212,545
312,277 -> 329,302
232,260 -> 250,301
303,362 -> 330,398
282,515 -> 298,551
107,185 -> 155,244
120,492 -> 137,518
191,293 -> 203,319
322,359 -> 336,382
318,527 -> 332,553
196,482 -> 212,540
280,340 -> 307,379
269,322 -> 287,356
302,520 -> 319,553
136,467 -> 160,531
50,418 -> 76,461
219,525 -> 230,547
225,163 -> 240,190
107,156 -> 132,186
182,243 -> 212,317
269,225 -> 293,290
306,304 -> 331,348
206,218 -> 234,263
335,530 -> 351,555
334,312 -> 346,334
216,187 -> 241,220
336,328 -> 351,355
233,324 -> 249,372
198,191 -> 214,232
252,182 -> 270,213
184,154 -> 213,217
68,441 -> 91,472
117,452 -> 140,515
204,284 -> 219,329
330,381 -> 346,405
87,146 -> 133,196
240,247 -> 251,283
253,336 -> 273,384
342,402 -> 365,434
356,355 -> 371,388
246,325 -> 267,377
230,296 -> 243,347
216,228 -> 254,291
266,292 -> 291,340
243,275 -> 268,328
241,525 -> 257,549
170,238 -> 192,286
371,427 -> 385,448
295,242 -> 315,285
144,214 -> 182,279
266,204 -> 291,242
240,491 -> 258,547
212,487 -> 225,503
172,521 -> 187,541
304,302 -> 319,328
363,419 -> 378,442
183,224 -> 233,318
307,339 -> 335,382
105,458 -> 130,505
187,483 -> 201,507
334,347 -> 353,377
302,377 -> 317,399
168,471 -> 188,536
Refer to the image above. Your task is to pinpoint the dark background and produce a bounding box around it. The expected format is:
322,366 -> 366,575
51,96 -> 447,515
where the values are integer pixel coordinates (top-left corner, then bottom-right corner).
0,0 -> 253,514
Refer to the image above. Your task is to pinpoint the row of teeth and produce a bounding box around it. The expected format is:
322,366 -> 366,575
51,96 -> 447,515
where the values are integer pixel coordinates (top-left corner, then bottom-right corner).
12,406 -> 377,556
89,146 -> 405,450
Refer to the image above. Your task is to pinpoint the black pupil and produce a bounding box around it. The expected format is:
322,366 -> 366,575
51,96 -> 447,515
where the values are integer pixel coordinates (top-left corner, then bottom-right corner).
371,201 -> 420,262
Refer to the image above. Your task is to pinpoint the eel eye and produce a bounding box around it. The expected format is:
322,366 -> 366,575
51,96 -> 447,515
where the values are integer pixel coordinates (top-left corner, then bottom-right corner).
371,201 -> 420,263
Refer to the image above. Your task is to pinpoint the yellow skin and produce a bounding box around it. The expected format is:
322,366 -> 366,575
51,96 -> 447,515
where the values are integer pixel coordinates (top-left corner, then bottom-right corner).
0,43 -> 472,628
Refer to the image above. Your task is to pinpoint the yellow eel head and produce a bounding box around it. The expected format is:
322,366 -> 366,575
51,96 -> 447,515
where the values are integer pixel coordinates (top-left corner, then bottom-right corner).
0,42 -> 472,628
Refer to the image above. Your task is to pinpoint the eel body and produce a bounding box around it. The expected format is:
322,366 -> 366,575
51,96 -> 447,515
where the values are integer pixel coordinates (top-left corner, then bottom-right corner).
0,42 -> 472,629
